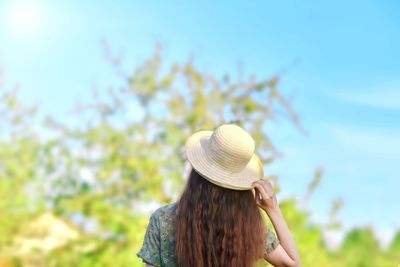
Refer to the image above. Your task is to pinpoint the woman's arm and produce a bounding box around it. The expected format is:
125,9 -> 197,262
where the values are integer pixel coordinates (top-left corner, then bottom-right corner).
253,180 -> 301,267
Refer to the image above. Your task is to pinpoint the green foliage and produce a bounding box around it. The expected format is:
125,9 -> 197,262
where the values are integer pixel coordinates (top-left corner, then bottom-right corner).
0,48 -> 398,266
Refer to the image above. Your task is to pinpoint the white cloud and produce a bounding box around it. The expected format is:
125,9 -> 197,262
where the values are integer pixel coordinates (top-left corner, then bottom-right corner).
326,123 -> 400,158
374,227 -> 399,249
332,84 -> 400,110
323,229 -> 346,250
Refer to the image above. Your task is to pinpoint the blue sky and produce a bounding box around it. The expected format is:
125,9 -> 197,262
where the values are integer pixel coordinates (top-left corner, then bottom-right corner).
1,0 -> 399,247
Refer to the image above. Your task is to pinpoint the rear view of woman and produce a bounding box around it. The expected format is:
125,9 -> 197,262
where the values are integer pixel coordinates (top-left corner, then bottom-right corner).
137,124 -> 301,267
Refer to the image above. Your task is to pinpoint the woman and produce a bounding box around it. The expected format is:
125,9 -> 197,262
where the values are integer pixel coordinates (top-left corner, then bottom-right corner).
137,124 -> 301,267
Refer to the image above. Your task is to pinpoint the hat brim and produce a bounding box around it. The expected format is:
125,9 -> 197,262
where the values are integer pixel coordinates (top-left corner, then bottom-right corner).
185,130 -> 264,190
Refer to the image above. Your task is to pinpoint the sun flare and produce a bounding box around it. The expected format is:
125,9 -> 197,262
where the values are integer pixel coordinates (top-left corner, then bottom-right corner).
6,2 -> 43,38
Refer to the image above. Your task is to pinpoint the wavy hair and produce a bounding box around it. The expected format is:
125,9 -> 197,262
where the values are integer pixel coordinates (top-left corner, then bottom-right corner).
173,168 -> 267,267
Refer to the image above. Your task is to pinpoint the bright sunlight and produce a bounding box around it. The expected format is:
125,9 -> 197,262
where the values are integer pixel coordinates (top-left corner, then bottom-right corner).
5,1 -> 44,38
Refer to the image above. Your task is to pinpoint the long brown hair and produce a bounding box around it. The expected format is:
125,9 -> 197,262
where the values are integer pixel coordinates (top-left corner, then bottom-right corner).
173,168 -> 267,267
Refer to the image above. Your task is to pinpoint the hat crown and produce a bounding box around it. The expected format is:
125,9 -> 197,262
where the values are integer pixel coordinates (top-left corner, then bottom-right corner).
208,124 -> 255,172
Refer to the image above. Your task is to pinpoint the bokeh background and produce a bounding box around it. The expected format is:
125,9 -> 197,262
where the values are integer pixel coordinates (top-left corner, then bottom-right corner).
0,0 -> 399,266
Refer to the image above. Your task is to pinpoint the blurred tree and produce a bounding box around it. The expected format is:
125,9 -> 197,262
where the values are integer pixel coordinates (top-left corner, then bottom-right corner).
40,44 -> 305,266
0,78 -> 52,267
385,231 -> 400,266
338,228 -> 382,267
0,47 -> 397,266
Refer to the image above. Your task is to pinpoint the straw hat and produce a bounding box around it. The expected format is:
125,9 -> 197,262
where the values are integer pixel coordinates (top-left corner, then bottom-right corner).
185,124 -> 264,190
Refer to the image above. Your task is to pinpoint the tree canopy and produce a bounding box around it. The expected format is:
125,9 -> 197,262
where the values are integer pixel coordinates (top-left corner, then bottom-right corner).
0,47 -> 398,266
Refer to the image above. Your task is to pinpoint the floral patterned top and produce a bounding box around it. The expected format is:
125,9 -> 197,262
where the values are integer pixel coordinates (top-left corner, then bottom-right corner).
137,202 -> 280,267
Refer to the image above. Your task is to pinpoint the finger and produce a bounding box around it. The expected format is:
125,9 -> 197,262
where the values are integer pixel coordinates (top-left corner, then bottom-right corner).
254,188 -> 262,204
255,188 -> 262,199
256,179 -> 274,194
254,188 -> 260,205
254,180 -> 275,201
253,183 -> 269,200
253,180 -> 272,194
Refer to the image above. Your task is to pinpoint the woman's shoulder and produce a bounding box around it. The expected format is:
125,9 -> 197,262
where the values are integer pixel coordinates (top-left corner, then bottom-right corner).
138,202 -> 178,266
150,202 -> 177,223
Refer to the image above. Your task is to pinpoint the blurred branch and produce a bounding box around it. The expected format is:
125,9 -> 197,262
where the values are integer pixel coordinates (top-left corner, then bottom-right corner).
304,166 -> 324,205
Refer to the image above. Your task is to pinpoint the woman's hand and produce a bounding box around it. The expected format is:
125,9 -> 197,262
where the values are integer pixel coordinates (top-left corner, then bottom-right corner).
252,179 -> 302,267
252,179 -> 279,213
